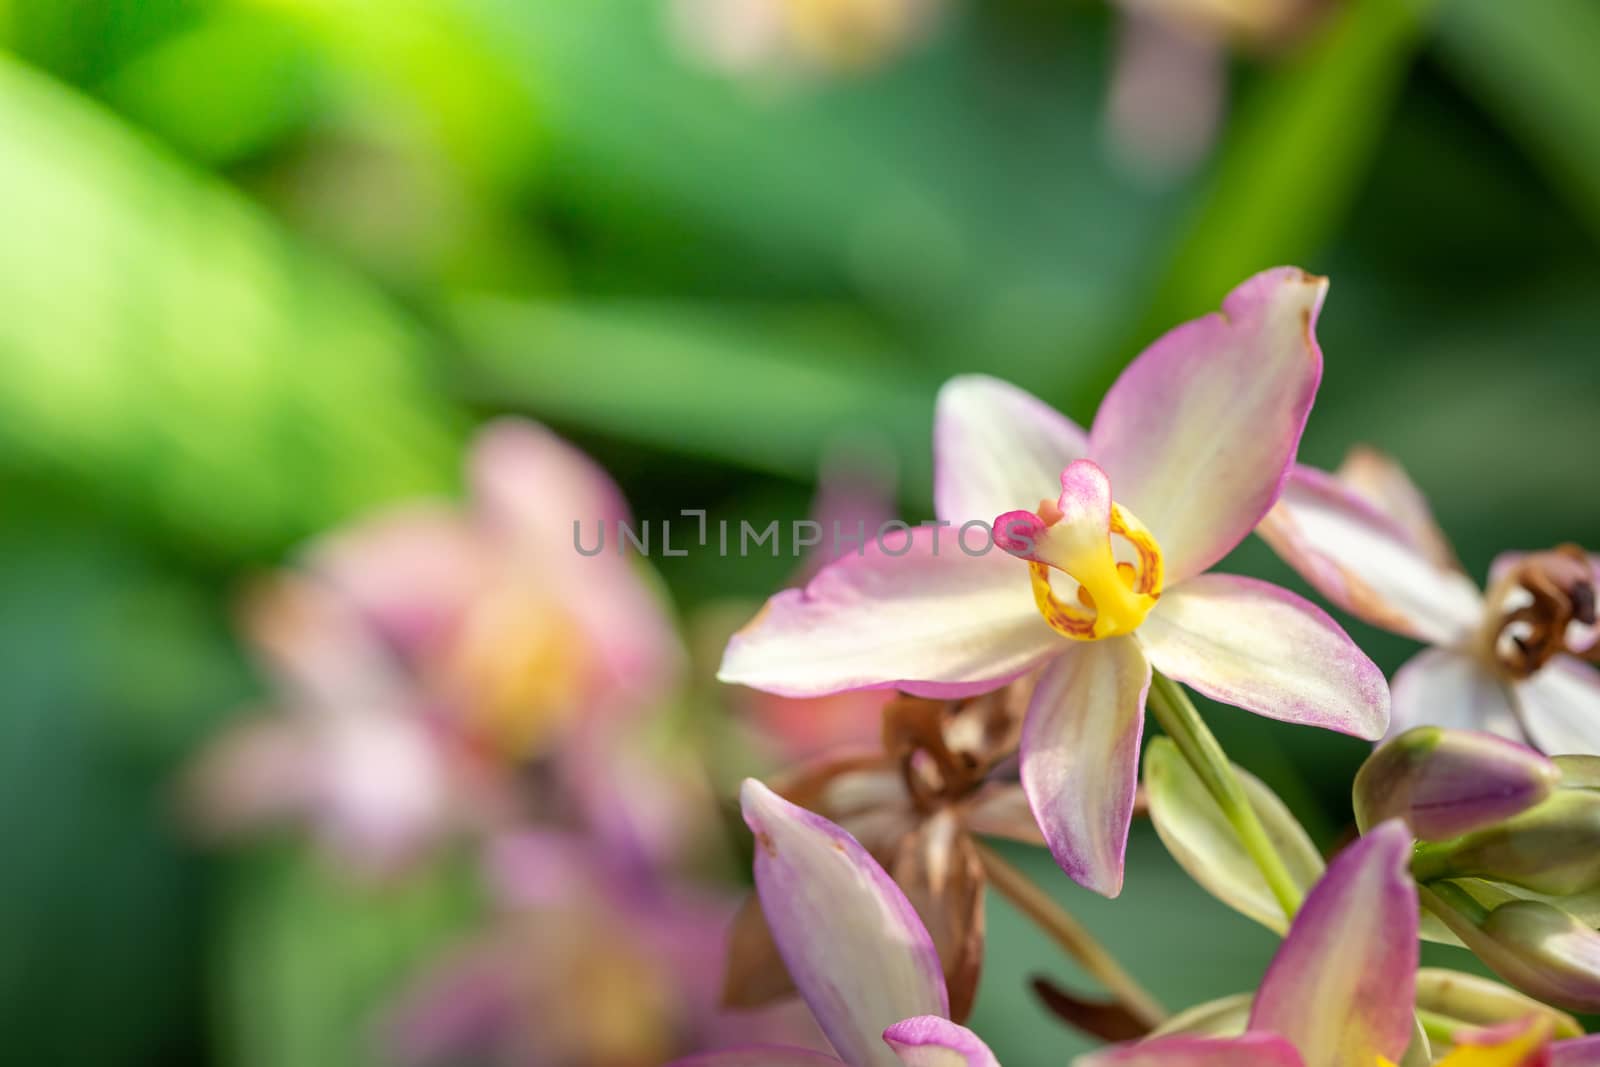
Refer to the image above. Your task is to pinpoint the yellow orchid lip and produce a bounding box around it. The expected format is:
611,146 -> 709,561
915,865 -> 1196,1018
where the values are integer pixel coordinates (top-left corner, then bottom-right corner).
997,460 -> 1163,642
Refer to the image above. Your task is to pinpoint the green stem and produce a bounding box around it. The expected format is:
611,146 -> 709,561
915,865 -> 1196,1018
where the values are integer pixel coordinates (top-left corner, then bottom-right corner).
1145,672 -> 1304,920
1409,841 -> 1457,885
975,841 -> 1169,1029
1419,879 -> 1490,925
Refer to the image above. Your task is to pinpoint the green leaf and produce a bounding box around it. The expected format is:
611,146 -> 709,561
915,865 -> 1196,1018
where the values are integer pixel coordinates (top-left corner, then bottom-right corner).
1143,736 -> 1325,934
1119,0 -> 1432,361
0,54 -> 461,558
452,295 -> 937,493
1433,0 -> 1600,247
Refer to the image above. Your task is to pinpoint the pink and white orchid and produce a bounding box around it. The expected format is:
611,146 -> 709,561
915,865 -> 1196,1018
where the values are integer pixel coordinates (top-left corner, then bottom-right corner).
677,779 -> 1000,1067
187,418 -> 684,873
720,267 -> 1388,895
1259,449 -> 1600,755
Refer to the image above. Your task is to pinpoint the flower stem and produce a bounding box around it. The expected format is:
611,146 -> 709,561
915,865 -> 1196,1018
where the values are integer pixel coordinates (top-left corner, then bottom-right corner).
1144,672 -> 1303,921
974,840 -> 1168,1029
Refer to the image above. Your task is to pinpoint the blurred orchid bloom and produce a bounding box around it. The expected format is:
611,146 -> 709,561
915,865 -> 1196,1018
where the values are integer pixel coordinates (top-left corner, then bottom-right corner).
1078,821 -> 1421,1067
1106,0 -> 1329,178
671,0 -> 942,78
725,681 -> 1043,1021
721,268 -> 1388,896
677,780 -> 1000,1067
391,832 -> 822,1067
187,418 -> 683,873
1260,448 -> 1600,754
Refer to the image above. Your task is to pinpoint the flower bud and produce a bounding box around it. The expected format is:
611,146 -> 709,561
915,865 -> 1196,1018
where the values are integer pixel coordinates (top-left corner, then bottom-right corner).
1555,755 -> 1600,791
1423,888 -> 1600,1013
1413,967 -> 1581,1038
1353,727 -> 1558,841
1410,791 -> 1600,895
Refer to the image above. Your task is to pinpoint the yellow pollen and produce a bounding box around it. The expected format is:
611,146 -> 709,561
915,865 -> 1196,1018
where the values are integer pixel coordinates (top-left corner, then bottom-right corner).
1028,502 -> 1163,641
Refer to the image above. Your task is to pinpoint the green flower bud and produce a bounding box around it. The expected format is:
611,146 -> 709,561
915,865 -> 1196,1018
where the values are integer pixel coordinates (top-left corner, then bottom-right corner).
1413,967 -> 1581,1038
1411,791 -> 1600,895
1354,727 -> 1557,841
1422,886 -> 1600,1013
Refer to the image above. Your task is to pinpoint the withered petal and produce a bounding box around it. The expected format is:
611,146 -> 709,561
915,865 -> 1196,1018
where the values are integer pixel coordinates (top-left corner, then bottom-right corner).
892,821 -> 987,1023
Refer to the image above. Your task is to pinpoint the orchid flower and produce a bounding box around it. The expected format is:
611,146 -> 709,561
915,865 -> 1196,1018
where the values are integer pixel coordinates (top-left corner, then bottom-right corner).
187,418 -> 684,873
679,779 -> 1001,1067
725,682 -> 1045,1021
720,267 -> 1388,895
1259,448 -> 1600,754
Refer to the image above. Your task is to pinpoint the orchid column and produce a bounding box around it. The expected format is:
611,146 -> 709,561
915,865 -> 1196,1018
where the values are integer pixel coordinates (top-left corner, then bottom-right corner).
719,268 -> 1389,905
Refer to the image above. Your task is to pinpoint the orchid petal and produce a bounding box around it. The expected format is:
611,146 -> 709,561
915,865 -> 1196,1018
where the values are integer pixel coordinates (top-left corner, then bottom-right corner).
1553,1035 -> 1600,1067
470,417 -> 630,546
1334,446 -> 1462,572
960,783 -> 1046,846
934,375 -> 1090,525
1436,1016 -> 1554,1067
1514,657 -> 1600,757
670,1046 -> 845,1067
1019,637 -> 1150,896
1089,267 -> 1326,583
741,780 -> 948,1067
307,504 -> 484,659
1076,1033 -> 1305,1067
1248,821 -> 1419,1067
720,527 -> 1058,699
1139,573 -> 1388,740
1143,737 -> 1324,934
470,418 -> 682,706
882,1016 -> 1001,1067
1389,648 -> 1522,741
1257,465 -> 1483,645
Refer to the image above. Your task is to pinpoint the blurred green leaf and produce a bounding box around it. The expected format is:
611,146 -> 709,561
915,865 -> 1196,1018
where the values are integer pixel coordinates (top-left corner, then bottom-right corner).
0,54 -> 461,560
0,509 -> 250,1067
99,10 -> 325,166
454,295 -> 938,494
478,0 -> 1179,393
218,846 -> 479,1067
1433,0 -> 1600,247
1124,0 -> 1431,347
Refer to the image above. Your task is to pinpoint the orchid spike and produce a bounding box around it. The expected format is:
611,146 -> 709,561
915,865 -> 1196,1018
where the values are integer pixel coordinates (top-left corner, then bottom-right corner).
720,267 -> 1387,895
1259,448 -> 1600,754
674,780 -> 1000,1067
